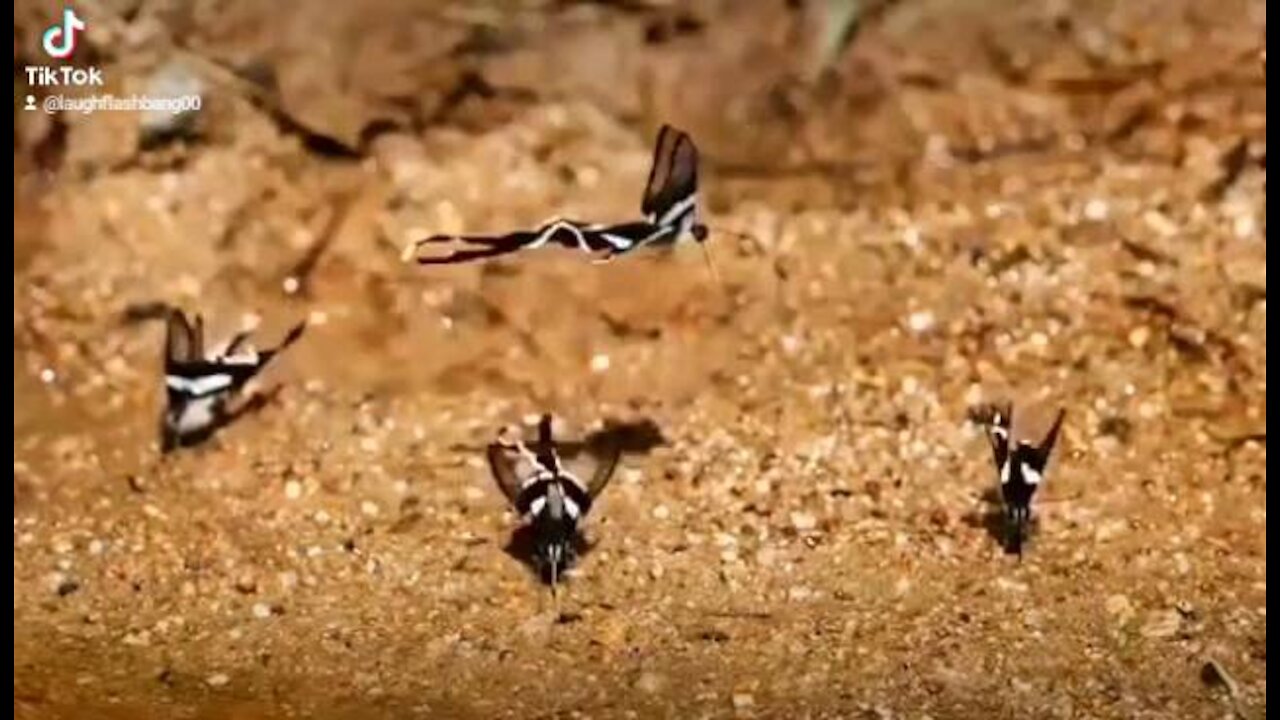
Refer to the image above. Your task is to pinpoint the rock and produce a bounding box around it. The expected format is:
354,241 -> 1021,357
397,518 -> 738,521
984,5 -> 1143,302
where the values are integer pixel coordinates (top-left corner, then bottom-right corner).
1083,198 -> 1110,221
122,630 -> 151,647
864,481 -> 883,503
1104,594 -> 1135,624
732,692 -> 755,709
47,571 -> 79,597
1200,658 -> 1239,697
635,671 -> 666,694
593,615 -> 628,650
1128,326 -> 1152,349
787,586 -> 814,602
57,576 -> 80,597
234,573 -> 258,595
907,310 -> 936,334
205,673 -> 230,687
519,612 -> 555,639
1140,609 -> 1181,639
139,60 -> 204,147
789,511 -> 818,533
929,508 -> 950,529
251,602 -> 273,619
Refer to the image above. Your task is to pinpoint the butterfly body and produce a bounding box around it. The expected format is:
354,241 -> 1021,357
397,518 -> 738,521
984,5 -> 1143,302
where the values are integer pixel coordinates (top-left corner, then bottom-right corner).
488,415 -> 620,587
161,310 -> 305,452
987,405 -> 1065,556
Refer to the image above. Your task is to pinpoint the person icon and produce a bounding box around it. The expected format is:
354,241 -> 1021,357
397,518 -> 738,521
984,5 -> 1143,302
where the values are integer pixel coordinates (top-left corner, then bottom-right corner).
25,95 -> 36,111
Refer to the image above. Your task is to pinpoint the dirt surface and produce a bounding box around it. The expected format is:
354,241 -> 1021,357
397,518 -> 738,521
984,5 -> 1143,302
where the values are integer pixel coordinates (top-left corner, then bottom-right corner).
13,1 -> 1267,718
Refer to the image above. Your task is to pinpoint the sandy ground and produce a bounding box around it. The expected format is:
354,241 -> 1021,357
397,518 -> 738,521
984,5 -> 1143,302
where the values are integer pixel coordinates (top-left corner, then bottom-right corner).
13,1 -> 1266,718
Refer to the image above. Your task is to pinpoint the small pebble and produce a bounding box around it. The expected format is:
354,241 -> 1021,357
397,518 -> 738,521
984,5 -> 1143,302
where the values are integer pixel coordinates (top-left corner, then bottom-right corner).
907,310 -> 935,334
1128,326 -> 1151,348
234,573 -> 258,595
789,511 -> 817,532
1141,609 -> 1182,639
635,671 -> 666,694
1083,198 -> 1110,221
1105,594 -> 1135,622
56,576 -> 80,597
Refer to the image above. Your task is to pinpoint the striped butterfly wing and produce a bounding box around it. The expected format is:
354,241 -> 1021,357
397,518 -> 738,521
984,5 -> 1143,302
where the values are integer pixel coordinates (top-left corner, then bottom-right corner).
1029,409 -> 1066,473
987,402 -> 1013,471
486,429 -> 542,507
164,309 -> 202,370
640,125 -> 700,226
562,434 -> 622,503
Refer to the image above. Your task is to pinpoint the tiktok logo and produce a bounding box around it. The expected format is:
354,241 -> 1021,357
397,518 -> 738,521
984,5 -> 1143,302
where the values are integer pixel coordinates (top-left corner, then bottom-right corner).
42,8 -> 86,59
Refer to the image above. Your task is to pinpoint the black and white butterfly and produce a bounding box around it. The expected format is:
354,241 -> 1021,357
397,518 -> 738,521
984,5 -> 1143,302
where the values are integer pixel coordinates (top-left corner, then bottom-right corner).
161,309 -> 306,452
986,404 -> 1066,556
404,124 -> 713,266
487,414 -> 621,590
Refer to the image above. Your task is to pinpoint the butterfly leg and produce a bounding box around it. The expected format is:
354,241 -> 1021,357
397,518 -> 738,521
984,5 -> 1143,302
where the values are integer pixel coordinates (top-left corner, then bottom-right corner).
221,330 -> 254,357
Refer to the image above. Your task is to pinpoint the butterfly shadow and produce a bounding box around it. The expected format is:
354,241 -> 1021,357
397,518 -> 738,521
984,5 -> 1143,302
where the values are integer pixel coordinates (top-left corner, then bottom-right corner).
578,417 -> 668,456
161,387 -> 284,455
501,525 -> 596,587
963,485 -> 1036,557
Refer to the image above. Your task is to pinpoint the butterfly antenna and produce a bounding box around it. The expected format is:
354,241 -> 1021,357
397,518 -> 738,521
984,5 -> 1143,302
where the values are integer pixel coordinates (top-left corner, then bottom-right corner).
699,241 -> 723,287
708,225 -> 758,245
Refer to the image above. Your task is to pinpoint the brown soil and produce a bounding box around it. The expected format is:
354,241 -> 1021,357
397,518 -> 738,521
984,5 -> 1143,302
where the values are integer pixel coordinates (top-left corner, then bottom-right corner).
13,1 -> 1266,718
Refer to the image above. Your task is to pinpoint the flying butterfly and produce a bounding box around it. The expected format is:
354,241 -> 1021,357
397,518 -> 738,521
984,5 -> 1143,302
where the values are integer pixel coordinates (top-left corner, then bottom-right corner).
986,404 -> 1066,556
487,414 -> 621,594
161,309 -> 306,452
403,124 -> 724,275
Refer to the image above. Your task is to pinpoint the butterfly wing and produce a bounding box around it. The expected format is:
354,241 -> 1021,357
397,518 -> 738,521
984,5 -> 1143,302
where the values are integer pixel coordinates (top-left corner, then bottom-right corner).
584,436 -> 622,500
410,220 -> 602,264
641,125 -> 700,227
1030,408 -> 1066,473
487,429 -> 541,507
412,229 -> 545,265
191,314 -> 206,361
985,402 -> 1012,471
560,434 -> 622,502
165,309 -> 199,370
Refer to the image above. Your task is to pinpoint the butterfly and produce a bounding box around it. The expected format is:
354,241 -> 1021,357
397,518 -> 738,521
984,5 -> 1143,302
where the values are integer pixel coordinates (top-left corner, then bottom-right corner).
161,309 -> 306,452
403,124 -> 718,271
986,404 -> 1066,556
486,414 -> 621,592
